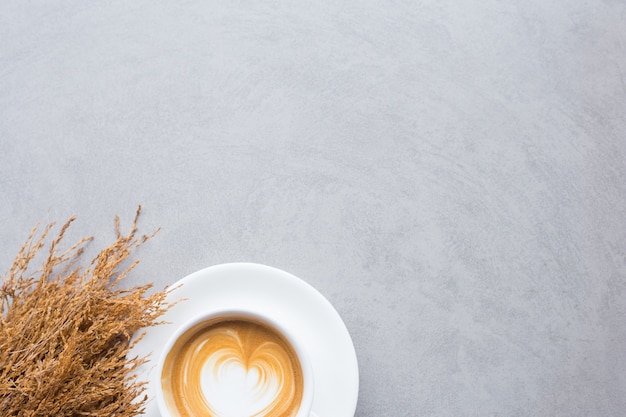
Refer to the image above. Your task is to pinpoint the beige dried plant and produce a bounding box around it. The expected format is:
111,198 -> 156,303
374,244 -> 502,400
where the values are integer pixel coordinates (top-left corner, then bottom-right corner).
0,207 -> 173,416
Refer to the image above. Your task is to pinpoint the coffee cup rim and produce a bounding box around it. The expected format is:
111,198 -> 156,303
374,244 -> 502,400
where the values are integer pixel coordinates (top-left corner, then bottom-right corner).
155,307 -> 315,417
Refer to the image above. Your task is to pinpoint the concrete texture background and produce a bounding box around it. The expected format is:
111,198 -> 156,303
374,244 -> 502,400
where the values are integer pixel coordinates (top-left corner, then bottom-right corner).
1,1 -> 625,415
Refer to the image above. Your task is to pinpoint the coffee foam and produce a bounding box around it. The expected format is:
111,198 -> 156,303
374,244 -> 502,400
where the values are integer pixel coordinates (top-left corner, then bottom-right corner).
162,318 -> 304,417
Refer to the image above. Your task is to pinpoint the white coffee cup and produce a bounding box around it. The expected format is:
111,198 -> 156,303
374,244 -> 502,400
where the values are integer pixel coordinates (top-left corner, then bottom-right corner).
155,308 -> 315,417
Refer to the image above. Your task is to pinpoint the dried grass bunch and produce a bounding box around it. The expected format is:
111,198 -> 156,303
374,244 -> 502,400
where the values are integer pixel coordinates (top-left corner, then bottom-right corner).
0,207 -> 173,416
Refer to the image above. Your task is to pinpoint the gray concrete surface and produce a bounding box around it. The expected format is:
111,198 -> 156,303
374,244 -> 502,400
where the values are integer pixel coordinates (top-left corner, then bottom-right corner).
1,1 -> 625,415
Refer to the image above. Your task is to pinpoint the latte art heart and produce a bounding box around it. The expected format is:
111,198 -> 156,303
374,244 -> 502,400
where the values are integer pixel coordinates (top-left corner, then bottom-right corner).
200,341 -> 287,415
161,319 -> 304,417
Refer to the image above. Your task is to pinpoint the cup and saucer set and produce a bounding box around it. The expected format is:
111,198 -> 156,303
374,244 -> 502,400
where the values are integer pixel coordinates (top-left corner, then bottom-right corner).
129,263 -> 359,417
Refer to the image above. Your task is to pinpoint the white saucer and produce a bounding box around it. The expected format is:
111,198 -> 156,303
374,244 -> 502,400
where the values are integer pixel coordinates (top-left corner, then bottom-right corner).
129,263 -> 359,417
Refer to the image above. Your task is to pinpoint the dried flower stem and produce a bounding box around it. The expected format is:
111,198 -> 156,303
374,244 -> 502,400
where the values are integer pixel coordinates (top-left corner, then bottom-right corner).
0,207 -> 172,417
